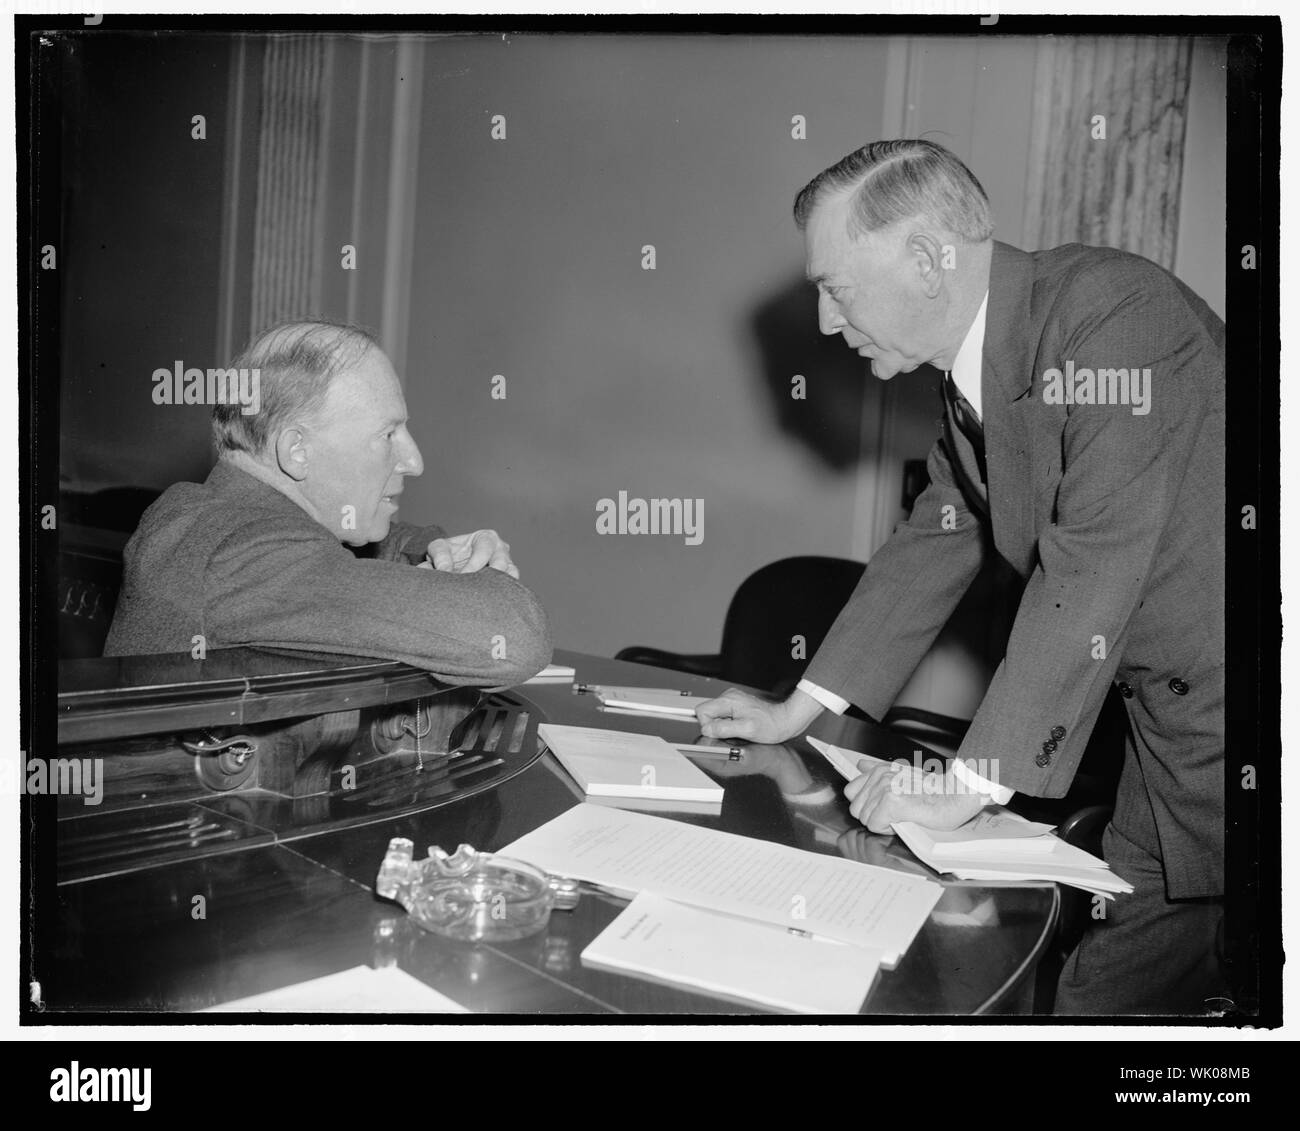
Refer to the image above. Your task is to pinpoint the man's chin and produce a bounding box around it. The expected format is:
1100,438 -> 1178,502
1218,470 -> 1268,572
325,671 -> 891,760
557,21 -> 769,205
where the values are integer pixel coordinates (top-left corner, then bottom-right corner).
869,358 -> 917,381
340,517 -> 391,546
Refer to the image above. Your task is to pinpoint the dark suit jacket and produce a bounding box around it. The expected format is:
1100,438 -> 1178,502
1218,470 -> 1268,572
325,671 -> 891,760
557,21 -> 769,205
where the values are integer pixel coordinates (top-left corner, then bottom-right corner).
804,241 -> 1225,899
104,460 -> 553,686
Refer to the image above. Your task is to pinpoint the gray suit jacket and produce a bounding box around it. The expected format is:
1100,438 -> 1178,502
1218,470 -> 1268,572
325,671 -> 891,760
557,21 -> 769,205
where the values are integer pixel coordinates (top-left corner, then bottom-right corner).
104,460 -> 553,686
804,241 -> 1225,899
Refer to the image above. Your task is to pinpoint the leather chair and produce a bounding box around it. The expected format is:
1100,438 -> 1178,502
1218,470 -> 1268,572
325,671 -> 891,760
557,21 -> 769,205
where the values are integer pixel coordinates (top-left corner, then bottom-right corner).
617,555 -> 869,699
57,486 -> 160,659
616,555 -> 978,741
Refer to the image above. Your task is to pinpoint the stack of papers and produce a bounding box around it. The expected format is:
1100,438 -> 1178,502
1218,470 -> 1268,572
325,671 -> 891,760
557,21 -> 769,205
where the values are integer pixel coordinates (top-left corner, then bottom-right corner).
808,736 -> 1132,898
500,803 -> 942,967
524,663 -> 577,684
539,724 -> 724,804
912,809 -> 1058,857
591,685 -> 708,720
892,819 -> 1133,898
582,892 -> 882,1014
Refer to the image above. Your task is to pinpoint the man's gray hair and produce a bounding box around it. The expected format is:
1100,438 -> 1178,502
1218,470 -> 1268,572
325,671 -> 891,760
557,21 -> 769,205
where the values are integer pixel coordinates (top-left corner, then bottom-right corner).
212,319 -> 377,457
793,139 -> 995,243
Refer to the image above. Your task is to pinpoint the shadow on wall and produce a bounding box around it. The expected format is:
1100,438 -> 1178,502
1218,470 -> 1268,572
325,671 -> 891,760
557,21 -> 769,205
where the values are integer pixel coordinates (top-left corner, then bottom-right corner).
749,272 -> 1024,729
749,274 -> 876,471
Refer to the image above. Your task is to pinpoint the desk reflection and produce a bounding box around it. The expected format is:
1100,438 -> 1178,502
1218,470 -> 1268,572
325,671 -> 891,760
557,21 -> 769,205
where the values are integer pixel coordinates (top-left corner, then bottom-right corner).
45,646 -> 1056,1017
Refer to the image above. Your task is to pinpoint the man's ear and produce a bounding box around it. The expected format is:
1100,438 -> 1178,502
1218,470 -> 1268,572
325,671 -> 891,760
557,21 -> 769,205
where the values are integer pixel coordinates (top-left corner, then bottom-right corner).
907,231 -> 947,298
273,426 -> 309,482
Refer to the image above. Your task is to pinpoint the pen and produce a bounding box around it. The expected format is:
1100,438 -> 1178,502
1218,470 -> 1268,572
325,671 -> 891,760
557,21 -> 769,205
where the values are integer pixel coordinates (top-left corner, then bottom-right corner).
675,744 -> 743,761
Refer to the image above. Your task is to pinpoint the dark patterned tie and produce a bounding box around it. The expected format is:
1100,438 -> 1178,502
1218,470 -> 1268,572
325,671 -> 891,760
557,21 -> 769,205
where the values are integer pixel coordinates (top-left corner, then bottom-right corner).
942,370 -> 987,481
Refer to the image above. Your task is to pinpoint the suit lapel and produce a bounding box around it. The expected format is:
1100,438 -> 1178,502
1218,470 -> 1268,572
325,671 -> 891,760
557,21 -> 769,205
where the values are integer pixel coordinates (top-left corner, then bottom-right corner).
982,241 -> 1039,577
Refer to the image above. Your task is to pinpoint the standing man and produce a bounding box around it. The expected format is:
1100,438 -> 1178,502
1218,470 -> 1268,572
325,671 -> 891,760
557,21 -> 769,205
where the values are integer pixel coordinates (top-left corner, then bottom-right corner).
697,140 -> 1225,1014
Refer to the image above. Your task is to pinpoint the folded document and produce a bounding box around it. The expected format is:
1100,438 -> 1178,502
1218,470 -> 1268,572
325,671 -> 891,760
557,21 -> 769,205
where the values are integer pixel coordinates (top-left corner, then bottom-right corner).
539,724 -> 724,803
582,892 -> 882,1013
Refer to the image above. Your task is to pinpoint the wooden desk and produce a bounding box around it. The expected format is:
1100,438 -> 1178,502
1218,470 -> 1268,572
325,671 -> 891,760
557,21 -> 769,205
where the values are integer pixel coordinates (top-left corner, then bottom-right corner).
41,648 -> 1058,1017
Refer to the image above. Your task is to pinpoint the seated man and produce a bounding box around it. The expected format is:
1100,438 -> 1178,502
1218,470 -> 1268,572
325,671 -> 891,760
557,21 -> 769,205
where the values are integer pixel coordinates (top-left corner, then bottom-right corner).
105,320 -> 551,686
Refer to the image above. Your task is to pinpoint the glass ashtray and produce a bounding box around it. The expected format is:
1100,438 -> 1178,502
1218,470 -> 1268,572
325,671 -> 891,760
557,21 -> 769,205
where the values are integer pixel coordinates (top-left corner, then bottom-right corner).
376,838 -> 580,942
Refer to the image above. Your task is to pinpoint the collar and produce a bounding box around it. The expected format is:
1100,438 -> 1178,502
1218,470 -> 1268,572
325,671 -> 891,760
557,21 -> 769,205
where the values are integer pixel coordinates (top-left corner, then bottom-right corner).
948,290 -> 989,420
206,458 -> 314,520
982,240 -> 1038,405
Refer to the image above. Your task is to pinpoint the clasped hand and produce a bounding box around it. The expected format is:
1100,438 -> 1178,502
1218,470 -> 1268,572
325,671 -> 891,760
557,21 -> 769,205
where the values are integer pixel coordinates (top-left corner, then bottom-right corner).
418,529 -> 519,578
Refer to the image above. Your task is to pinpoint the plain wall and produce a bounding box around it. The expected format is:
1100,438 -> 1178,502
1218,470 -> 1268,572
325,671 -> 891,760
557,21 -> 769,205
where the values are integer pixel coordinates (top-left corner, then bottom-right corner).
404,35 -> 892,657
1174,37 -> 1228,320
58,34 -> 232,494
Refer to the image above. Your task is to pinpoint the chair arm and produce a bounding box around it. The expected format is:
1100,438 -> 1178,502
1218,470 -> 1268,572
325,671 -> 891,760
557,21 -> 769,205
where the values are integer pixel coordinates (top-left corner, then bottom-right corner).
880,706 -> 971,757
1055,804 -> 1113,858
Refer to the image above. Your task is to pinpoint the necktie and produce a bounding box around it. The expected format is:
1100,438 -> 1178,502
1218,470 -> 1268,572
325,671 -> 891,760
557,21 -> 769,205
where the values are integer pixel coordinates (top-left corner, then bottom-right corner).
942,370 -> 987,481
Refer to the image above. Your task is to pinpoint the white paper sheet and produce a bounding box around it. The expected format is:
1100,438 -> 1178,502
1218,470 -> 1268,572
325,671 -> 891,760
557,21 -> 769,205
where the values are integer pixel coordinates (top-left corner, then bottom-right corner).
806,735 -> 895,780
524,663 -> 578,684
202,965 -> 470,1013
500,803 -> 942,966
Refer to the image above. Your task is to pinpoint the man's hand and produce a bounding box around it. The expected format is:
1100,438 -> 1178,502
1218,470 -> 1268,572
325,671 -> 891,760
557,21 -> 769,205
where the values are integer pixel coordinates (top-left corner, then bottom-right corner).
423,530 -> 519,579
695,688 -> 823,745
844,762 -> 987,834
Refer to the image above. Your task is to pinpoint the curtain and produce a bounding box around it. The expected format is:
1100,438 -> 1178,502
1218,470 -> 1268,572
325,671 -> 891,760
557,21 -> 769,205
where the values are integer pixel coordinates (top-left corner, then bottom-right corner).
248,37 -> 327,333
1022,37 -> 1194,268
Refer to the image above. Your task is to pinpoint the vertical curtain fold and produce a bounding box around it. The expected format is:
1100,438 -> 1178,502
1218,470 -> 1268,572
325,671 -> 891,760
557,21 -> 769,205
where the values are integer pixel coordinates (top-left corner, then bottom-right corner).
249,37 -> 326,333
1023,36 -> 1193,268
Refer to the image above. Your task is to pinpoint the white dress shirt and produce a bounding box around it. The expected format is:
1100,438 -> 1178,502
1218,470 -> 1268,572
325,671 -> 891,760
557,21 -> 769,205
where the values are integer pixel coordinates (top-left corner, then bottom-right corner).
798,289 -> 1013,804
948,291 -> 988,420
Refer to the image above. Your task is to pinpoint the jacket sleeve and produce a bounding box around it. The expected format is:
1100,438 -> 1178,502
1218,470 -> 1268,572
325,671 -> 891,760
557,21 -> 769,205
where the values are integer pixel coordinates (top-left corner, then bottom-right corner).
204,519 -> 552,687
802,422 -> 989,718
954,259 -> 1220,797
371,521 -> 448,565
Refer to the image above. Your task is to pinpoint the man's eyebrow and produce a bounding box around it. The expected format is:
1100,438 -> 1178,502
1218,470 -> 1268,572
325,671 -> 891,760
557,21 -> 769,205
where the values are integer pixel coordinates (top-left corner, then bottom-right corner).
806,271 -> 831,287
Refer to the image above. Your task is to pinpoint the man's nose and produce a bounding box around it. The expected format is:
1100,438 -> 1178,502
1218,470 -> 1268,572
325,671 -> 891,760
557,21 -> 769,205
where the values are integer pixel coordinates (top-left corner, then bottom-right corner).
397,430 -> 424,477
817,291 -> 843,336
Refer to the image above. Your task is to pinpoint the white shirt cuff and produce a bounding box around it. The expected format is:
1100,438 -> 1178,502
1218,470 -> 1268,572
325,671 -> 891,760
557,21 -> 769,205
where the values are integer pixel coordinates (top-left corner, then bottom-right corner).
796,679 -> 851,715
950,757 -> 1015,805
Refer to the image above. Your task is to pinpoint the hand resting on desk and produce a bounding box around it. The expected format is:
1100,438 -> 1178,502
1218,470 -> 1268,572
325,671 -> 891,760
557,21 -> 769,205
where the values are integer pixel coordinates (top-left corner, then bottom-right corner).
695,687 -> 823,744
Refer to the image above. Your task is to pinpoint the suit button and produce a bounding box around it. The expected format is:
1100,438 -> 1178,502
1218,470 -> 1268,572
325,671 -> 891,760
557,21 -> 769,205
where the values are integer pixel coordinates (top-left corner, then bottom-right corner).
1050,726 -> 1066,740
1169,678 -> 1188,695
1035,752 -> 1051,767
1118,682 -> 1134,698
1042,739 -> 1058,754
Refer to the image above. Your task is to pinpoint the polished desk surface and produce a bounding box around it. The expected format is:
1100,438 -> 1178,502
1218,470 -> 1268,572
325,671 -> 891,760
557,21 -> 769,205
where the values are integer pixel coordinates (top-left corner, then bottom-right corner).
47,649 -> 1058,1017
